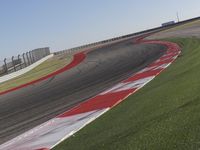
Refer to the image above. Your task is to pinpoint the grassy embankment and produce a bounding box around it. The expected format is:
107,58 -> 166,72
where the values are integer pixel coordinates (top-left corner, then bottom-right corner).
0,54 -> 73,92
54,37 -> 200,150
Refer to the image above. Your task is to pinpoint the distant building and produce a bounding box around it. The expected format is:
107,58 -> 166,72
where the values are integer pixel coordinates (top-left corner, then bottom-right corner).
162,21 -> 175,27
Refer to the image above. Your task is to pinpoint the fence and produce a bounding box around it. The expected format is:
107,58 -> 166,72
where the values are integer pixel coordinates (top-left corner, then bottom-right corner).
55,16 -> 200,56
0,47 -> 50,77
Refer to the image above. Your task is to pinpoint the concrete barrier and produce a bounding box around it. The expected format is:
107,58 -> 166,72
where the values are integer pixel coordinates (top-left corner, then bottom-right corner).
0,54 -> 54,84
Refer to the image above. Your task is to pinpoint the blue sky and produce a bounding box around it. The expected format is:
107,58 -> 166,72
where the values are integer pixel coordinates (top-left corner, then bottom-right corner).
0,0 -> 199,60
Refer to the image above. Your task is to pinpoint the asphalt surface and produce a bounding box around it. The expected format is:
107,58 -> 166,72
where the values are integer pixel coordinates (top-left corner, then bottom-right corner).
0,39 -> 166,144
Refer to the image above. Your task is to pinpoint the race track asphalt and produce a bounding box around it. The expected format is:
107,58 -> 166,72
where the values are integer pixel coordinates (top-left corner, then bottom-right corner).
0,39 -> 167,144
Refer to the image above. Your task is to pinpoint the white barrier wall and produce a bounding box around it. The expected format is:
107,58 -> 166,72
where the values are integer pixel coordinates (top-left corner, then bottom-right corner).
0,54 -> 54,84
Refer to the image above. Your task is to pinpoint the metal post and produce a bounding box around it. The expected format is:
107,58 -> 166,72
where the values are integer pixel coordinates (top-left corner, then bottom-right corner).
29,51 -> 32,64
22,53 -> 26,67
176,12 -> 180,22
30,50 -> 35,63
18,54 -> 22,69
26,52 -> 30,66
12,56 -> 16,71
3,58 -> 8,74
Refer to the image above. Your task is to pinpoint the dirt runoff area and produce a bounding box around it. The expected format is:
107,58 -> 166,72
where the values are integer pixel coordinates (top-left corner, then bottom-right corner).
148,19 -> 200,39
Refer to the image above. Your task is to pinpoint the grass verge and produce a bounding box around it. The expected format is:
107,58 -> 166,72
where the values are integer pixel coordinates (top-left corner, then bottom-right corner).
0,54 -> 73,92
54,37 -> 200,150
161,19 -> 200,33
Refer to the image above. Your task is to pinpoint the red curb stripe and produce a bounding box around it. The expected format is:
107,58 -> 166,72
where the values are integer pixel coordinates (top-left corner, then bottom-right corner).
0,52 -> 86,96
0,40 -> 181,150
148,59 -> 174,67
123,69 -> 162,82
58,89 -> 136,117
159,54 -> 176,60
58,40 -> 181,118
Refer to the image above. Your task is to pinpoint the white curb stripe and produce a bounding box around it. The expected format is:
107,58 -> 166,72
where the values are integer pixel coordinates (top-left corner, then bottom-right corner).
0,109 -> 108,150
0,40 -> 181,150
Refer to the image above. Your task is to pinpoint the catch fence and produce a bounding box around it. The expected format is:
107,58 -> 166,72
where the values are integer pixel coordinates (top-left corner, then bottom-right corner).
0,47 -> 50,77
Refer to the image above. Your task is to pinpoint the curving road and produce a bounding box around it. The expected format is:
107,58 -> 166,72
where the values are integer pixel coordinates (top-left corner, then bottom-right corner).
0,39 -> 166,144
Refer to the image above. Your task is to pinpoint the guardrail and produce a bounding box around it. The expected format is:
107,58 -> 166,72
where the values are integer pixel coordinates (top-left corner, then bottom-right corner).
54,16 -> 200,55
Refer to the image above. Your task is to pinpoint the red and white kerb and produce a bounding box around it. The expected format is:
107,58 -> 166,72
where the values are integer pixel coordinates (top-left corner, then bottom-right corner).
0,40 -> 181,150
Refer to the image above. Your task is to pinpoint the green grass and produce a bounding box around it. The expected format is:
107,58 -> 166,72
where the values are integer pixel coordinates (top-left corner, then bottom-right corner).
0,54 -> 73,92
53,37 -> 200,150
158,20 -> 200,34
